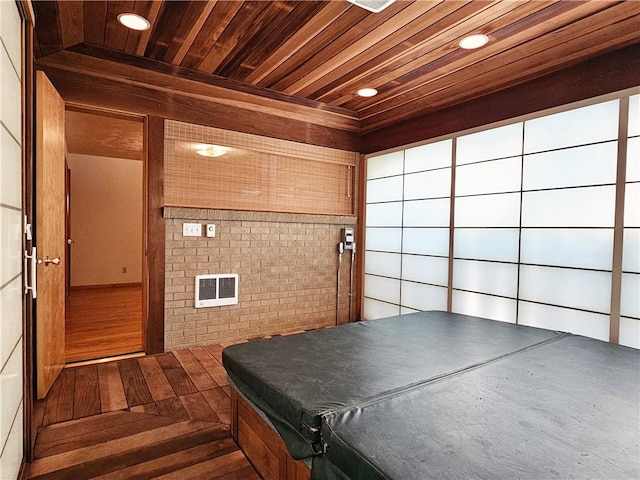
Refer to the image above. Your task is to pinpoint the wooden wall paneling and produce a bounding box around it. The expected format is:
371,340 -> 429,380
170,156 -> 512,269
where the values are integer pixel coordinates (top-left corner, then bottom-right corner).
293,0 -> 454,98
35,50 -> 360,150
130,1 -> 163,57
221,1 -> 326,81
361,43 -> 640,154
179,1 -> 244,70
32,1 -> 62,56
243,1 -> 351,85
81,0 -> 107,47
145,116 -> 164,354
360,1 -> 640,131
57,1 -> 83,49
329,0 -> 549,107
161,1 -> 217,65
197,1 -> 272,74
103,1 -> 134,52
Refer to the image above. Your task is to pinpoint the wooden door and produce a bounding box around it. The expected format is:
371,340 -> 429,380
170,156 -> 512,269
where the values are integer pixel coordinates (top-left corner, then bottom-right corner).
35,71 -> 66,399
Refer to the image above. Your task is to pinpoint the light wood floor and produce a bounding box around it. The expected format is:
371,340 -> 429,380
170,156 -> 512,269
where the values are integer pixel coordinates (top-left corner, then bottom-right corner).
65,285 -> 143,363
30,344 -> 260,480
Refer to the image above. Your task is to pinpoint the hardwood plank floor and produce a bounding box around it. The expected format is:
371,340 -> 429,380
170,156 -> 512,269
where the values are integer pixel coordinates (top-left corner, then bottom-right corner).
65,285 -> 143,363
31,344 -> 260,480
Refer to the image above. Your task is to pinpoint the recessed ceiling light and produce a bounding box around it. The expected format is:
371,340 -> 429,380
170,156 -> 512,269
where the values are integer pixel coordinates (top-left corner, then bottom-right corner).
357,88 -> 378,98
459,34 -> 489,50
195,144 -> 230,158
117,13 -> 150,31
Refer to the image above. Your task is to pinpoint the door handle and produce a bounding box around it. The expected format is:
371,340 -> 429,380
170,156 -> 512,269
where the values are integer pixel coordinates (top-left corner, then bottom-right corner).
24,247 -> 37,299
67,238 -> 76,245
39,256 -> 61,266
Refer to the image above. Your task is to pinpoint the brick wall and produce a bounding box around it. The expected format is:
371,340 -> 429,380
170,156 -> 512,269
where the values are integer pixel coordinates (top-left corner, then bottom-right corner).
164,208 -> 357,350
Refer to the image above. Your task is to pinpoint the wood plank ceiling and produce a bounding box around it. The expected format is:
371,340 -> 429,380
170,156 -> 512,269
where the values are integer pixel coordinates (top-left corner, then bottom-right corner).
33,1 -> 640,134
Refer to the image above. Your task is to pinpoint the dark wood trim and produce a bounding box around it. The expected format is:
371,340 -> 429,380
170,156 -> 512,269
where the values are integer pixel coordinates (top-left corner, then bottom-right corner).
17,460 -> 29,480
355,153 -> 366,321
609,97 -> 629,344
145,116 -> 165,354
34,48 -> 360,152
18,0 -> 36,463
230,387 -> 311,480
361,43 -> 640,154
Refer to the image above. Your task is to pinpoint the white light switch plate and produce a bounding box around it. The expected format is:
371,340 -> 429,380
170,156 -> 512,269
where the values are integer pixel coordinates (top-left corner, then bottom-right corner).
183,223 -> 202,236
206,224 -> 216,237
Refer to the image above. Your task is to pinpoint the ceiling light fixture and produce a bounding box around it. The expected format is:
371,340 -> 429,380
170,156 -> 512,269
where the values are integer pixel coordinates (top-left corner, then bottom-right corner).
459,34 -> 489,50
357,87 -> 378,98
117,13 -> 150,31
347,0 -> 396,13
195,144 -> 230,158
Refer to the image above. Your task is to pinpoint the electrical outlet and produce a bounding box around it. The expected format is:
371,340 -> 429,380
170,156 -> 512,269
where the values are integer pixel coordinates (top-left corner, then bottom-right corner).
122,267 -> 127,274
206,224 -> 216,237
183,223 -> 202,237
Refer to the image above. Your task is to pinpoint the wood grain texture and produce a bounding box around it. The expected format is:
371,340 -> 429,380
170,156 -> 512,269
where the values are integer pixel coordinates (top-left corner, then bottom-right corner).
65,107 -> 144,160
35,70 -> 67,399
145,116 -> 165,355
65,285 -> 143,363
32,342 -> 259,479
362,43 -> 640,153
32,0 -> 640,133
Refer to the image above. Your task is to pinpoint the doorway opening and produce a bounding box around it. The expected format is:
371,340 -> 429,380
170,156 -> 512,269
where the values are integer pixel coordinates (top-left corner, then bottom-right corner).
64,106 -> 145,363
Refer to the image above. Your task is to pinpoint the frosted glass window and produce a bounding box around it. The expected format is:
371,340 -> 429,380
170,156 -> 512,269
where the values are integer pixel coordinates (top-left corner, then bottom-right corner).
452,290 -> 517,323
403,198 -> 450,227
521,186 -> 616,227
367,175 -> 403,203
453,259 -> 518,298
620,273 -> 639,319
629,94 -> 639,137
401,255 -> 449,286
627,137 -> 639,182
455,193 -> 520,227
401,281 -> 448,311
364,274 -> 400,305
366,202 -> 403,227
405,139 -> 452,173
367,151 -> 404,180
404,168 -> 451,200
457,123 -> 523,165
0,208 -> 21,287
454,228 -> 519,262
619,317 -> 639,349
0,46 -> 21,140
456,157 -> 521,196
622,228 -> 639,273
523,142 -> 618,190
518,301 -> 610,341
365,227 -> 402,253
520,228 -> 614,270
624,183 -> 639,227
402,228 -> 449,257
0,127 -> 21,208
363,297 -> 400,320
0,276 -> 21,371
524,100 -> 619,153
364,251 -> 402,278
519,265 -> 612,313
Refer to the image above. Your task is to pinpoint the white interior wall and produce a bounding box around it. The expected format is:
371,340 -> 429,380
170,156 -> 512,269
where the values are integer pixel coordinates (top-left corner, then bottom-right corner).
0,1 -> 24,477
67,154 -> 143,287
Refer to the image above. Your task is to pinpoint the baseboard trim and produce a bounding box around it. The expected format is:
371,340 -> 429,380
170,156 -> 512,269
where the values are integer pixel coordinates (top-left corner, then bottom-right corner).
70,282 -> 142,290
